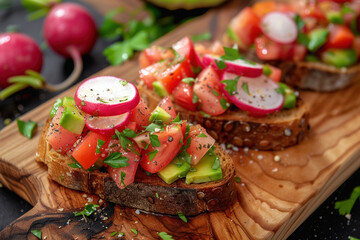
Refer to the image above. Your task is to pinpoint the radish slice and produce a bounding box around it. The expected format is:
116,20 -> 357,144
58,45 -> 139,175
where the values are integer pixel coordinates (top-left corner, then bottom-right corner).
85,112 -> 130,135
75,76 -> 140,116
221,72 -> 284,117
202,54 -> 263,78
261,12 -> 298,44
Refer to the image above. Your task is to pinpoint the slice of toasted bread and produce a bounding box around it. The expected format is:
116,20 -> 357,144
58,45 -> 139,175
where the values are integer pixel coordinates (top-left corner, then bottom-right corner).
138,84 -> 310,151
223,35 -> 360,92
36,119 -> 236,216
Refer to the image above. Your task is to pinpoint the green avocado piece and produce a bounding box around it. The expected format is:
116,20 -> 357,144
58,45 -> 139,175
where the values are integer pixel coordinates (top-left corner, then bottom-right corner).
321,49 -> 357,68
277,83 -> 296,109
157,156 -> 191,184
149,106 -> 172,124
49,98 -> 63,118
307,28 -> 329,52
326,11 -> 344,24
59,97 -> 85,135
152,81 -> 168,98
185,151 -> 222,184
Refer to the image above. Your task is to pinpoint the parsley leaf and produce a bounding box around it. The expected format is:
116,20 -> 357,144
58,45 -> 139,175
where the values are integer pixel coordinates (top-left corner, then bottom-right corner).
221,46 -> 242,61
68,161 -> 82,169
227,27 -> 240,43
215,59 -> 227,70
199,111 -> 211,118
145,122 -> 164,132
103,152 -> 129,168
120,171 -> 126,187
182,77 -> 196,86
192,93 -> 199,104
74,204 -> 99,218
149,134 -> 160,147
16,119 -> 37,139
211,89 -> 219,97
190,32 -> 211,42
99,7 -> 125,39
178,212 -> 188,223
122,128 -> 137,138
220,98 -> 230,110
115,129 -> 135,151
131,228 -> 138,235
184,124 -> 190,139
171,113 -> 183,124
197,133 -> 207,138
221,76 -> 239,96
241,82 -> 250,95
31,230 -> 42,239
96,139 -> 105,154
234,176 -> 241,183
147,150 -> 159,161
110,231 -> 118,237
335,186 -> 360,215
158,232 -> 174,240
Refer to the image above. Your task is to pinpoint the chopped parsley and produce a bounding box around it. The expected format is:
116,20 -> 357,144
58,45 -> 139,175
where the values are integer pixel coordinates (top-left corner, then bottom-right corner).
211,89 -> 219,97
158,232 -> 174,240
178,212 -> 188,223
120,171 -> 126,187
68,161 -> 82,169
234,176 -> 241,183
16,119 -> 37,139
120,80 -> 128,86
335,186 -> 360,215
96,139 -> 105,154
199,111 -> 211,118
221,46 -> 242,61
131,228 -> 138,235
220,98 -> 230,110
145,122 -> 164,133
111,231 -> 118,237
31,230 -> 42,239
227,27 -> 240,43
215,59 -> 227,70
115,128 -> 137,151
171,113 -> 183,124
74,204 -> 99,219
103,152 -> 129,168
182,77 -> 196,86
184,124 -> 190,139
192,93 -> 199,104
147,150 -> 159,161
156,192 -> 159,198
221,76 -> 240,96
149,133 -> 160,147
190,32 -> 212,42
241,82 -> 250,95
197,133 -> 207,138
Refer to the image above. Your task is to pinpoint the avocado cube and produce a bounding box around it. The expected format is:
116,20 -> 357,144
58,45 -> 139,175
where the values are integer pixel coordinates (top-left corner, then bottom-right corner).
152,81 -> 168,97
149,106 -> 172,124
185,152 -> 222,184
59,105 -> 85,135
62,96 -> 76,108
158,156 -> 191,184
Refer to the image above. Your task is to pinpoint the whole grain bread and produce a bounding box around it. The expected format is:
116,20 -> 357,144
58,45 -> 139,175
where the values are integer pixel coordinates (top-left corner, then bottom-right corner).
36,119 -> 236,216
223,35 -> 360,92
138,84 -> 310,151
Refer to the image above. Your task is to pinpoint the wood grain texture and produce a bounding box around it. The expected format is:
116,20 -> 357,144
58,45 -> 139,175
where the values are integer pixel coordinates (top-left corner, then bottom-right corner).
0,0 -> 359,239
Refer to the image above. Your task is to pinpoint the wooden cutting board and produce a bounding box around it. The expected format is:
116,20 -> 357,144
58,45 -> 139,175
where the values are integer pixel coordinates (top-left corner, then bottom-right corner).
1,0 -> 360,239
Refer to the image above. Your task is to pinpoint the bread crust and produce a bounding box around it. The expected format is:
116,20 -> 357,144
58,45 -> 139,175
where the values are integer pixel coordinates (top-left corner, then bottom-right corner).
36,119 -> 236,216
138,84 -> 310,151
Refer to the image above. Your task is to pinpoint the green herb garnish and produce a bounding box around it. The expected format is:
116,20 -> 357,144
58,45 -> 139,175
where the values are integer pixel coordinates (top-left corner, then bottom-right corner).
74,204 -> 99,220
335,186 -> 360,215
182,77 -> 196,86
171,113 -> 183,124
16,119 -> 37,139
215,59 -> 227,70
178,212 -> 188,223
120,171 -> 126,187
147,150 -> 159,161
241,82 -> 250,95
115,128 -> 136,151
221,46 -> 242,61
220,98 -> 230,110
192,93 -> 199,104
221,76 -> 239,96
96,139 -> 105,154
145,122 -> 164,132
149,134 -> 160,147
190,32 -> 212,42
31,230 -> 42,239
103,152 -> 129,168
111,231 -> 118,237
197,133 -> 207,138
199,111 -> 211,118
211,89 -> 219,97
158,232 -> 174,240
263,65 -> 272,76
234,176 -> 241,183
131,228 -> 138,235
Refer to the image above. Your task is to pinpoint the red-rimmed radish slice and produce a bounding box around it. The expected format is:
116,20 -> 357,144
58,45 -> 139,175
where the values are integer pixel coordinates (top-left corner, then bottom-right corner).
221,72 -> 283,117
202,54 -> 263,77
261,12 -> 298,44
85,112 -> 130,135
75,76 -> 140,116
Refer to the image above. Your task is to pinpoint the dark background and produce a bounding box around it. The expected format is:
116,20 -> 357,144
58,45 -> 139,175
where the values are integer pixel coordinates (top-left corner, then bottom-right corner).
0,0 -> 359,239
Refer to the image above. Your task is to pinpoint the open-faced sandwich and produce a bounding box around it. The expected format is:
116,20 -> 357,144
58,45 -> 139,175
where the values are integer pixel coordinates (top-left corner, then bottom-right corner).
138,37 -> 310,150
36,76 -> 235,216
223,0 -> 360,91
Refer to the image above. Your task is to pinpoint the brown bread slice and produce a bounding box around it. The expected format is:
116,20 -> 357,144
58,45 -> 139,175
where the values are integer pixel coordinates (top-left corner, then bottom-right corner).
138,84 -> 310,151
36,119 -> 236,216
223,34 -> 360,92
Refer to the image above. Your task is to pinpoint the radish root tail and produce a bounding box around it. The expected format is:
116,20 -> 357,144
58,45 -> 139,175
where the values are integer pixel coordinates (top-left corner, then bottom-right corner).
44,46 -> 83,92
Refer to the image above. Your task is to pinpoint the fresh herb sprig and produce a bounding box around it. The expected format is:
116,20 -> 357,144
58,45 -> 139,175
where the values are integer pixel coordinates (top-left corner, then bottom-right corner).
335,186 -> 360,215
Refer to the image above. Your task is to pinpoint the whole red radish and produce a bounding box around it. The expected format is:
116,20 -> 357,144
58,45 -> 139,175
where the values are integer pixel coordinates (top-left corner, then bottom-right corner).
43,3 -> 97,91
0,33 -> 42,89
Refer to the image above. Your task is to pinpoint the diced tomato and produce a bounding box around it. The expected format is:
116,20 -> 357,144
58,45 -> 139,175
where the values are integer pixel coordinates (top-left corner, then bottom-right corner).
326,25 -> 355,49
140,124 -> 183,173
130,98 -> 151,129
172,36 -> 201,68
139,46 -> 175,69
252,1 -> 276,18
46,107 -> 80,154
157,96 -> 177,119
280,43 -> 307,61
186,125 -> 215,166
107,139 -> 141,189
72,131 -> 111,170
300,4 -> 326,20
267,65 -> 282,82
194,66 -> 229,116
353,36 -> 360,58
228,7 -> 262,48
255,35 -> 282,60
172,82 -> 198,111
126,121 -> 137,132
139,62 -> 166,90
